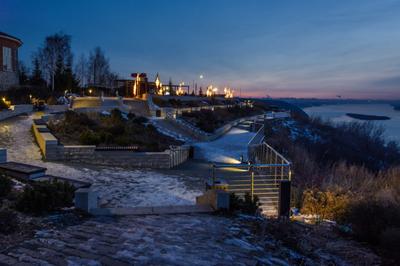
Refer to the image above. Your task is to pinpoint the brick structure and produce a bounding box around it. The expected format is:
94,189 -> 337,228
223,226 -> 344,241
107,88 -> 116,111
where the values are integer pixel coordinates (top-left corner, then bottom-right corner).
0,32 -> 22,91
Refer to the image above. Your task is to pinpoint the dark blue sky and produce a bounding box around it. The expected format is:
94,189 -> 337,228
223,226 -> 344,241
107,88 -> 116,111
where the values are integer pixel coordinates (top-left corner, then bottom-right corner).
2,0 -> 400,98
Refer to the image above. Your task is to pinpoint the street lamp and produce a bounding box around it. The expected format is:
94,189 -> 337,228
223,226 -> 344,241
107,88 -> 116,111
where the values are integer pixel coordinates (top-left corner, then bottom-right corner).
89,89 -> 93,95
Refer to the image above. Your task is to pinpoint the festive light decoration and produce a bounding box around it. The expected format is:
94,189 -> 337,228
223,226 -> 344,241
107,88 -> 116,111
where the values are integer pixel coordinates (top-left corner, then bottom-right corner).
224,87 -> 234,98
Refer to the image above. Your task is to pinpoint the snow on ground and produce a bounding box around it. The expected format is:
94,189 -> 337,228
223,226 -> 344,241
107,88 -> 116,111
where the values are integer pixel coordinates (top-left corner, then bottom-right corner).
193,127 -> 256,164
0,115 -> 201,208
4,214 -> 299,265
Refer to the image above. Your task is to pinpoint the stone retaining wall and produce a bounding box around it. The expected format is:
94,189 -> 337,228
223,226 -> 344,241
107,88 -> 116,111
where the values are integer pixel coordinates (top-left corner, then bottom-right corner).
0,104 -> 32,121
32,118 -> 190,168
171,114 -> 265,142
147,94 -> 231,118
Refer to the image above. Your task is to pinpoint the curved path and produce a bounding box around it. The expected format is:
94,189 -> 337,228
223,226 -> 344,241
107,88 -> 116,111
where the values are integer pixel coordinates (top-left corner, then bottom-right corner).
193,127 -> 256,164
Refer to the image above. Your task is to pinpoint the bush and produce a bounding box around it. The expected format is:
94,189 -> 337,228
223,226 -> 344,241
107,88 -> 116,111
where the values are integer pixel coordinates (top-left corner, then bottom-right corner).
0,99 -> 10,110
110,108 -> 123,122
0,209 -> 18,234
127,112 -> 136,120
79,130 -> 101,145
0,174 -> 13,198
301,189 -> 350,222
379,227 -> 400,251
46,96 -> 58,105
346,200 -> 400,245
16,180 -> 75,215
132,116 -> 148,124
229,192 -> 260,215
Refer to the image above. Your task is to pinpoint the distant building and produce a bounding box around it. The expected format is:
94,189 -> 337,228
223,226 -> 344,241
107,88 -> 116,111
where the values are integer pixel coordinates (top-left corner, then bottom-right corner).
0,32 -> 22,91
130,73 -> 189,98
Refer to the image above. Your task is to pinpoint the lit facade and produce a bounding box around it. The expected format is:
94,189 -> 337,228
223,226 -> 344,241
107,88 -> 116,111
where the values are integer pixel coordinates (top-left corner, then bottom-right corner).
0,32 -> 22,91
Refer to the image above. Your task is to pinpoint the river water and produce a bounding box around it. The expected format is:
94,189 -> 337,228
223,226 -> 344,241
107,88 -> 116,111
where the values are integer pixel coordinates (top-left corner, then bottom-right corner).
303,103 -> 400,143
0,114 -> 201,207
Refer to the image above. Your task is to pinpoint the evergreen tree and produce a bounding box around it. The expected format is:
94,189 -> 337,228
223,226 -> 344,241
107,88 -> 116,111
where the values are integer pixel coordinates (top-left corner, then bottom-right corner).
18,61 -> 29,85
30,56 -> 46,87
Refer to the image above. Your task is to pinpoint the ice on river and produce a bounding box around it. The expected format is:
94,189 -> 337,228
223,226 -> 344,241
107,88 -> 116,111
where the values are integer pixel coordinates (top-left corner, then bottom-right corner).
0,115 -> 201,207
193,127 -> 256,164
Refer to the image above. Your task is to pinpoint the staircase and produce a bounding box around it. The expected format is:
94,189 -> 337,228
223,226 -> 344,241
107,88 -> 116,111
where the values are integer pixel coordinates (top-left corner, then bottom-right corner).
213,163 -> 289,216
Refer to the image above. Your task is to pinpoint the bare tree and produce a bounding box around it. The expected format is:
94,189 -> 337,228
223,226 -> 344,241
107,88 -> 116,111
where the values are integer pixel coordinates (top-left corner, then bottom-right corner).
75,54 -> 88,88
88,47 -> 110,86
37,32 -> 72,91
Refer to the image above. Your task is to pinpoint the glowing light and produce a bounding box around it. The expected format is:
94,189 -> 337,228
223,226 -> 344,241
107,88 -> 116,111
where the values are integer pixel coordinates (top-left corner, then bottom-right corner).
206,85 -> 214,97
199,74 -> 204,79
224,87 -> 234,98
88,89 -> 93,94
176,84 -> 185,96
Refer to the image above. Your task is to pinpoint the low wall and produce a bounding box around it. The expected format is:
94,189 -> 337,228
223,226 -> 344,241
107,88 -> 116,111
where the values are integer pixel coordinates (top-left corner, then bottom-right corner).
32,118 -> 190,168
47,105 -> 69,113
171,114 -> 265,142
147,94 -> 232,118
0,104 -> 32,121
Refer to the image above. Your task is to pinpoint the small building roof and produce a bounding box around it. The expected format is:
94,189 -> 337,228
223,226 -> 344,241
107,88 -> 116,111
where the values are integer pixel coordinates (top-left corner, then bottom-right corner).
0,31 -> 23,46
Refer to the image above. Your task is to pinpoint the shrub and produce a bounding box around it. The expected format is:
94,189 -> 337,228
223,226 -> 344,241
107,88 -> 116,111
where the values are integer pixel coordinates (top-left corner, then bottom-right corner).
229,192 -> 260,215
127,112 -> 136,120
346,200 -> 400,245
110,108 -> 123,122
301,189 -> 350,222
114,135 -> 130,146
242,193 -> 261,214
107,123 -> 125,135
379,227 -> 400,251
79,130 -> 101,145
132,116 -> 148,124
0,99 -> 10,110
0,209 -> 18,234
46,96 -> 58,105
16,180 -> 75,215
64,110 -> 94,128
0,174 -> 13,198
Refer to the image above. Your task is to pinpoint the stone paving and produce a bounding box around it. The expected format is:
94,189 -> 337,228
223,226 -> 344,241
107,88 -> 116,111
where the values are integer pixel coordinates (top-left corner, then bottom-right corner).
0,214 -> 289,266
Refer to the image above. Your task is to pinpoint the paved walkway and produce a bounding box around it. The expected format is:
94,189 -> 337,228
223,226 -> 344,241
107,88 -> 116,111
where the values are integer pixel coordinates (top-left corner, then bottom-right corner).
193,127 -> 256,164
1,214 -> 288,266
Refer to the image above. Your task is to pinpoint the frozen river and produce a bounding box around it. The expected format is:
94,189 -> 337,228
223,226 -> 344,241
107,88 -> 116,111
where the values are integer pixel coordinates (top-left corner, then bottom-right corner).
304,103 -> 400,143
0,114 -> 201,208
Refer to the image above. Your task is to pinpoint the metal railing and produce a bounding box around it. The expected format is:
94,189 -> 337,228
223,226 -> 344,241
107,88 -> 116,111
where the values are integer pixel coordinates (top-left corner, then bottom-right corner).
212,142 -> 291,216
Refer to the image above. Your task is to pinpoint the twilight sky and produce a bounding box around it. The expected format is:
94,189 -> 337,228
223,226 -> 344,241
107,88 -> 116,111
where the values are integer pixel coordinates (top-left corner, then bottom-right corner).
2,0 -> 400,99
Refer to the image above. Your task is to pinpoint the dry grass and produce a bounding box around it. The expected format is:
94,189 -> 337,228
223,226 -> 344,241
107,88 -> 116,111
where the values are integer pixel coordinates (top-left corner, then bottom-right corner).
265,117 -> 400,257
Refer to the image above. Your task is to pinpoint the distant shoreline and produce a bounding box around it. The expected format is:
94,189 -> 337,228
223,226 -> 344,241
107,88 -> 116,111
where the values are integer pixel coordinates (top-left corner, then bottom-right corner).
346,113 -> 391,121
